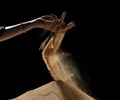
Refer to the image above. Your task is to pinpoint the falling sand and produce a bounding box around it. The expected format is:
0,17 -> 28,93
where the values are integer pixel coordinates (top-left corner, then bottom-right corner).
47,49 -> 87,92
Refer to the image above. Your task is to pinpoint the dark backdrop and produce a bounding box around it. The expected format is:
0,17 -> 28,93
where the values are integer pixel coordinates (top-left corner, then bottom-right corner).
0,1 -> 106,100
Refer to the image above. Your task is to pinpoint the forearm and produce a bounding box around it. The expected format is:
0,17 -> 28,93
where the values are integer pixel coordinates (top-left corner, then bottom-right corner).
0,22 -> 32,42
0,19 -> 44,42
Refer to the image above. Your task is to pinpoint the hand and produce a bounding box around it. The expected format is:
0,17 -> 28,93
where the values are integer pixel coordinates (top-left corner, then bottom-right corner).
50,11 -> 75,33
32,11 -> 75,32
44,11 -> 75,33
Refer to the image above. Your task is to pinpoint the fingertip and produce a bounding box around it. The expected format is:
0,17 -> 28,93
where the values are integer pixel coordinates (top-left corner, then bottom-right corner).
62,11 -> 67,18
63,11 -> 67,15
65,21 -> 76,31
51,13 -> 58,20
68,22 -> 76,27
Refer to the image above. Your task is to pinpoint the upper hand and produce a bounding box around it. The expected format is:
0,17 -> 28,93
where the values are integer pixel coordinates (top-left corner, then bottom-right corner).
33,11 -> 75,32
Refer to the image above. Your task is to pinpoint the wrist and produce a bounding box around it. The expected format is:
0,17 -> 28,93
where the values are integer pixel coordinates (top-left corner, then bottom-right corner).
31,18 -> 45,29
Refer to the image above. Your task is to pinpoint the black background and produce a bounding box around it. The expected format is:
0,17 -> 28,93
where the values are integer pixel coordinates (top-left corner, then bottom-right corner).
0,1 -> 108,100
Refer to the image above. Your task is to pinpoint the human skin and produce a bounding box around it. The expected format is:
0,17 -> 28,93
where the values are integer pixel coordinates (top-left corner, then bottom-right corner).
0,14 -> 63,42
11,12 -> 95,100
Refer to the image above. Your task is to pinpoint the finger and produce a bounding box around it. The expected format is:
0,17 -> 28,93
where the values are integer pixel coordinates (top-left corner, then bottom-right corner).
59,11 -> 67,23
65,22 -> 76,31
51,13 -> 58,22
41,15 -> 54,20
55,11 -> 66,28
